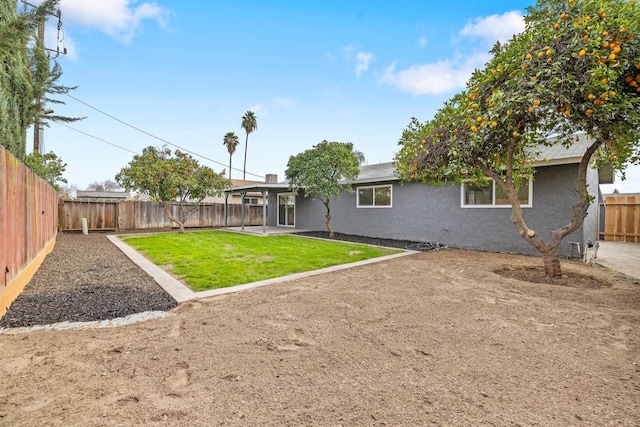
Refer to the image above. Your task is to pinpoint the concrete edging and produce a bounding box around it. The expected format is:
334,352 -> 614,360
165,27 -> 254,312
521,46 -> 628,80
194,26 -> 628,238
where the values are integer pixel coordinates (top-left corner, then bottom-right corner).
108,234 -> 418,303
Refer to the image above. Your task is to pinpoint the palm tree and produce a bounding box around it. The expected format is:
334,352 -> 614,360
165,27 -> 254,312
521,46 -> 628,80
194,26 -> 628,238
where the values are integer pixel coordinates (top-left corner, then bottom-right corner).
223,132 -> 240,180
241,110 -> 257,180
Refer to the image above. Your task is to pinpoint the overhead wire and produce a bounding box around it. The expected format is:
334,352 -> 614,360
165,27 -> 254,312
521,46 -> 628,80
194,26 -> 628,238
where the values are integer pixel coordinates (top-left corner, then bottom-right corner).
62,93 -> 265,179
55,122 -> 138,154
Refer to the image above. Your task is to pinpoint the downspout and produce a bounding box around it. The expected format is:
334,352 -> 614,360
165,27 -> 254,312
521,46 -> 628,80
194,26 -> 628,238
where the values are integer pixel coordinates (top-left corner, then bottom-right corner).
262,189 -> 267,235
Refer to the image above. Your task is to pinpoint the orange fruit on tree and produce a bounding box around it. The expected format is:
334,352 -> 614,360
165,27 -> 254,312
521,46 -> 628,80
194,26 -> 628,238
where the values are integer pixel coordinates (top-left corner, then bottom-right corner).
609,53 -> 616,61
603,41 -> 610,48
613,46 -> 621,54
525,53 -> 532,60
471,125 -> 478,132
534,99 -> 541,106
554,23 -> 560,29
585,109 -> 593,116
579,49 -> 586,56
588,93 -> 595,100
602,31 -> 608,37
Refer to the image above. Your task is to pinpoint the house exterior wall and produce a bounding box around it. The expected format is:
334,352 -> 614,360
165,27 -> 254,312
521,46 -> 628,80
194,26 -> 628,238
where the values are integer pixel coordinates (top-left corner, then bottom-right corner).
583,166 -> 600,249
293,164 -> 589,256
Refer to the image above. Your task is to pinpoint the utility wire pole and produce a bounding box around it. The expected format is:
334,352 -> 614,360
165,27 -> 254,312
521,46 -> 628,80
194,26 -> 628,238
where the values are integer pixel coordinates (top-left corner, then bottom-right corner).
21,1 -> 66,153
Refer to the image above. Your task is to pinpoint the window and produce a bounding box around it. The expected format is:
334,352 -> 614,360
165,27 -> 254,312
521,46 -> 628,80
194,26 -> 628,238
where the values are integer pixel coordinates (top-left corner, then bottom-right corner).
243,197 -> 259,205
462,179 -> 531,208
357,185 -> 392,208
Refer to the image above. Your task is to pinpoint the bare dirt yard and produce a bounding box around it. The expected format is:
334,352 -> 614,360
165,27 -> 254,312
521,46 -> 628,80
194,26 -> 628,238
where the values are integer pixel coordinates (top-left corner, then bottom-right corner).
1,233 -> 639,426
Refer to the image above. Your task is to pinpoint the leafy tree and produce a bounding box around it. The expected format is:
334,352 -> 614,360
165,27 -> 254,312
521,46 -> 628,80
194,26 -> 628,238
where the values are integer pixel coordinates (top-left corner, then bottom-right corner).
223,131 -> 240,180
354,149 -> 366,165
58,183 -> 78,200
394,0 -> 640,278
241,110 -> 257,180
0,0 -> 57,156
86,179 -> 121,191
285,141 -> 360,237
21,151 -> 67,190
116,146 -> 229,233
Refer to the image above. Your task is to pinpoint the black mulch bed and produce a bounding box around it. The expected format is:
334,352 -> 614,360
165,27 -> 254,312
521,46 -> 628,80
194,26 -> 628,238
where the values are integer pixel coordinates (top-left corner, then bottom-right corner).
294,231 -> 449,251
0,233 -> 177,329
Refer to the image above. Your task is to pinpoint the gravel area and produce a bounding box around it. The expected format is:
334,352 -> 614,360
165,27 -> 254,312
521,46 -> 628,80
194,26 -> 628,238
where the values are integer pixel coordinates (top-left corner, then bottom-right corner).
0,232 -> 178,329
1,230 -> 434,330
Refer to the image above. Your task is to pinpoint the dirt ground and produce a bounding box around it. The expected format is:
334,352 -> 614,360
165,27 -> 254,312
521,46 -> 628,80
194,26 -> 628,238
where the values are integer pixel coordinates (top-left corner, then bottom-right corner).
1,248 -> 639,426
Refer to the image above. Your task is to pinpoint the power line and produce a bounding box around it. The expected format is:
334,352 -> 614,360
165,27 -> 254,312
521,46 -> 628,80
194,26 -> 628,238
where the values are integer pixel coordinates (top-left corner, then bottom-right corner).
64,93 -> 265,179
55,122 -> 139,154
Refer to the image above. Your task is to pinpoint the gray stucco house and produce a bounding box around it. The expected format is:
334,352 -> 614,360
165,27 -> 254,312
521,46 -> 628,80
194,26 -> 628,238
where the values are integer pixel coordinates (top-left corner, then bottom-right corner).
228,135 -> 603,257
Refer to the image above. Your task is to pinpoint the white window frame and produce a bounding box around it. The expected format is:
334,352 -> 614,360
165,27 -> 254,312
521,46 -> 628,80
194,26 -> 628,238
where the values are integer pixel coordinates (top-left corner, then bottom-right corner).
357,184 -> 393,208
461,178 -> 533,208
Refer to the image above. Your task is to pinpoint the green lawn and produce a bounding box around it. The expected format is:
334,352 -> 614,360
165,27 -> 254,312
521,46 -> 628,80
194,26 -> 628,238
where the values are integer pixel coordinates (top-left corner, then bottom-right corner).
120,230 -> 401,291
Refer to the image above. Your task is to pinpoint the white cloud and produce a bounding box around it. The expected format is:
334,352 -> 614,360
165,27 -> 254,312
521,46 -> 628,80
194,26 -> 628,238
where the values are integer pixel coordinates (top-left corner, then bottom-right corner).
59,0 -> 170,43
380,53 -> 490,95
354,51 -> 374,78
274,97 -> 294,108
380,11 -> 523,96
340,44 -> 374,77
460,11 -> 525,44
247,104 -> 267,118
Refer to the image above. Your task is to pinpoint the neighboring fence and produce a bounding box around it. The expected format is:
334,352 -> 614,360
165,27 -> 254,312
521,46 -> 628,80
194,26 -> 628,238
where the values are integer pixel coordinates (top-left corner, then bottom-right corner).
600,195 -> 640,243
1,146 -> 59,316
59,200 -> 266,231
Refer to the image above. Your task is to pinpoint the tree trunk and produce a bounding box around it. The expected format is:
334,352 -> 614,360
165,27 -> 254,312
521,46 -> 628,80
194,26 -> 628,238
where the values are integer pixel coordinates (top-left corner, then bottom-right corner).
321,198 -> 334,238
326,213 -> 334,238
542,247 -> 562,279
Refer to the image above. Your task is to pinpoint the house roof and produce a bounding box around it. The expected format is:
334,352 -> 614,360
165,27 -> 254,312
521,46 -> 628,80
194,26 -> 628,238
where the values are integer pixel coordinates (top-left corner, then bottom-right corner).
76,191 -> 129,199
224,182 -> 292,194
533,133 -> 593,166
353,135 -> 595,183
351,163 -> 397,184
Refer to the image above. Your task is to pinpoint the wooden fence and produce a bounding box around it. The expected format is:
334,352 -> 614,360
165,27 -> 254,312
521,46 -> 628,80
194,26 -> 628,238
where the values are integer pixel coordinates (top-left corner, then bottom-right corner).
1,146 -> 59,317
59,200 -> 266,232
600,195 -> 640,242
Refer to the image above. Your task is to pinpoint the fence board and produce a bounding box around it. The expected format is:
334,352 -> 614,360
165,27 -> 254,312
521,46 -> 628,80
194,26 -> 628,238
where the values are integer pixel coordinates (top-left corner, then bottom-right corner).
1,146 -> 58,316
59,200 -> 265,231
602,196 -> 640,242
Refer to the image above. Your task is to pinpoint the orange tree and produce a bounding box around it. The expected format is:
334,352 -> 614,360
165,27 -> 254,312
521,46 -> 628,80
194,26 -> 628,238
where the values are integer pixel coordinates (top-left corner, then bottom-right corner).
394,0 -> 640,278
116,146 -> 229,233
285,141 -> 360,238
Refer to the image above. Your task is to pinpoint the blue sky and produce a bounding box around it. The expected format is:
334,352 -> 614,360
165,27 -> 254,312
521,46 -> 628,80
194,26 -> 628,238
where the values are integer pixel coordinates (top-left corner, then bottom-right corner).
32,0 -> 639,193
